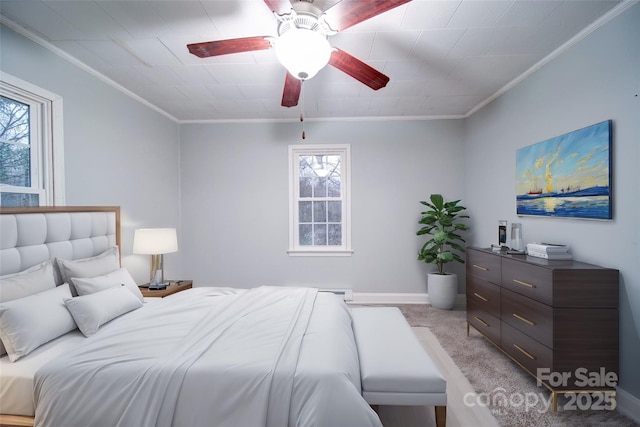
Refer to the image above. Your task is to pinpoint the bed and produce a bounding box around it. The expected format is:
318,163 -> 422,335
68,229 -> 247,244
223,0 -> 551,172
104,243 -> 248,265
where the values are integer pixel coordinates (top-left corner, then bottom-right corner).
0,206 -> 381,427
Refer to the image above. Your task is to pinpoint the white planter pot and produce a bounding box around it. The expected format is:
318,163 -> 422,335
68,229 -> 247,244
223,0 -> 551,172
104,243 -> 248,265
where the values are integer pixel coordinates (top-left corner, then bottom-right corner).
427,272 -> 458,310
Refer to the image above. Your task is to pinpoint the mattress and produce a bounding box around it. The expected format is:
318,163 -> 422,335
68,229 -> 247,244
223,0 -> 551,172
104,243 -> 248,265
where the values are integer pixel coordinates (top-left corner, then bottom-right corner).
0,330 -> 85,416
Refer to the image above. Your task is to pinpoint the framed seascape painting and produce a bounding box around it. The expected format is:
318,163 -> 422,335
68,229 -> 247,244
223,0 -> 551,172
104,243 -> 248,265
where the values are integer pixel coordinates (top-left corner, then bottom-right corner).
516,120 -> 612,220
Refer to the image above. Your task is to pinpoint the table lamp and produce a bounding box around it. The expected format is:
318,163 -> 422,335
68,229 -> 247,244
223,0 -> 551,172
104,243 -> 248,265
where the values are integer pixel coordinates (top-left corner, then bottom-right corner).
133,228 -> 178,289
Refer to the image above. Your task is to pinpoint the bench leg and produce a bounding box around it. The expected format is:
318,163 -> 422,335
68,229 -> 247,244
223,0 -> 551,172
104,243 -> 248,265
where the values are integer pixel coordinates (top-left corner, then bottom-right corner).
435,405 -> 446,427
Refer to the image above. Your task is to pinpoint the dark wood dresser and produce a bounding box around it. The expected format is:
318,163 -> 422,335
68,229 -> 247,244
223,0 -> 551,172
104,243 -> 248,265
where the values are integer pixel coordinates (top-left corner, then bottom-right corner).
466,247 -> 619,410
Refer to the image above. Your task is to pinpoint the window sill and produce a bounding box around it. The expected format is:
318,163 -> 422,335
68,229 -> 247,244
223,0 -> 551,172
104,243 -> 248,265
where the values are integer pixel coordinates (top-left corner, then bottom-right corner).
287,249 -> 354,257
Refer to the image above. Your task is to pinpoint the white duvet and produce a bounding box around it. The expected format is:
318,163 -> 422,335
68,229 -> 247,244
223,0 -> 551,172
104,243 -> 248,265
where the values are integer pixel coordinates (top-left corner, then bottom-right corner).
33,286 -> 381,427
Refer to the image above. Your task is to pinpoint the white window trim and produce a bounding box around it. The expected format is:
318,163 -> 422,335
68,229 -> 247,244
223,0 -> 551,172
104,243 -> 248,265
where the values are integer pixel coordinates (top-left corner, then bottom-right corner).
0,72 -> 65,205
288,144 -> 353,257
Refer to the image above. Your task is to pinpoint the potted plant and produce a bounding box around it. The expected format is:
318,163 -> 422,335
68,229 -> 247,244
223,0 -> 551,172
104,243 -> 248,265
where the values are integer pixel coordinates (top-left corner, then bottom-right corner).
417,194 -> 470,309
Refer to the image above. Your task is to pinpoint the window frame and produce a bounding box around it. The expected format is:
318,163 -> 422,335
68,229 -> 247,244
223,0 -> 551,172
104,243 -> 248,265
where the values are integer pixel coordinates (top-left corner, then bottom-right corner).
288,144 -> 352,257
1,72 -> 65,206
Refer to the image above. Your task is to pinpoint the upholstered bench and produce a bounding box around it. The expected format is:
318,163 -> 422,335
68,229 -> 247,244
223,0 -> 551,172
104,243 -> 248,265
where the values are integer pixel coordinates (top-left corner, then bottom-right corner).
351,307 -> 447,427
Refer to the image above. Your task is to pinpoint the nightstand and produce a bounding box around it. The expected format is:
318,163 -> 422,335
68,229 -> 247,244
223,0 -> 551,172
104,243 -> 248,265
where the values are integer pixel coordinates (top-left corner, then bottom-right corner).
139,280 -> 192,298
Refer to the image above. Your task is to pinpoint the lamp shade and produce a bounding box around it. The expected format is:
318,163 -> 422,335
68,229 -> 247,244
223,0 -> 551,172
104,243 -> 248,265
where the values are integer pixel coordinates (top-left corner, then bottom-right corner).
274,28 -> 332,80
133,228 -> 178,255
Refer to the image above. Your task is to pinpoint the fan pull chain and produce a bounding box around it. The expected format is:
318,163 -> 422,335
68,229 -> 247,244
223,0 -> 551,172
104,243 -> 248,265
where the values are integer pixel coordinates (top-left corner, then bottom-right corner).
300,80 -> 306,140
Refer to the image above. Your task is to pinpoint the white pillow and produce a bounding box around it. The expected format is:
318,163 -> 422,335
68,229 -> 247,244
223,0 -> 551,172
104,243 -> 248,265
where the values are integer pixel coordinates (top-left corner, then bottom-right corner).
56,247 -> 120,294
72,268 -> 144,303
0,260 -> 58,356
0,260 -> 56,301
64,286 -> 142,337
0,284 -> 77,362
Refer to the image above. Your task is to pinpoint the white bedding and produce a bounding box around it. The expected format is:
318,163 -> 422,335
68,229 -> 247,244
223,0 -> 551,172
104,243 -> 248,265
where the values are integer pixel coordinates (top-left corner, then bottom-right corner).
0,297 -> 163,417
0,330 -> 85,416
31,286 -> 380,427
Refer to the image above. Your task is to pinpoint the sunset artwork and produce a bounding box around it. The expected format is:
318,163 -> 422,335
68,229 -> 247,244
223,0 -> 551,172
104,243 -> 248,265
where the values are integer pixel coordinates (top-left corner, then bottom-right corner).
516,120 -> 612,219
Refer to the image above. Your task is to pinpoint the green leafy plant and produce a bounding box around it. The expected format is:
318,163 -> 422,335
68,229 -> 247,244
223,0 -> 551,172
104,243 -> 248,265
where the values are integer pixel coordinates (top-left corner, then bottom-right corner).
417,194 -> 470,275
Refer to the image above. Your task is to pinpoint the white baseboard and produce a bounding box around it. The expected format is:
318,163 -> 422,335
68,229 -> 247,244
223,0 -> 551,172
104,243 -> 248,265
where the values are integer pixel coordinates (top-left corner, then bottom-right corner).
351,292 -> 466,308
351,292 -> 428,305
616,386 -> 640,423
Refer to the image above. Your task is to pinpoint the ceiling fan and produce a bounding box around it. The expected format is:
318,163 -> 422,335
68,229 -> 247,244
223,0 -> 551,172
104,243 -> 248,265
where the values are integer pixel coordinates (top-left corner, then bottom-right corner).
187,0 -> 411,108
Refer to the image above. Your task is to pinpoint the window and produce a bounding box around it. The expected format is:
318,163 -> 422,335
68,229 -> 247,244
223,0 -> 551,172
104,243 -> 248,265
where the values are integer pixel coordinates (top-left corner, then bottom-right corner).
288,144 -> 352,256
1,73 -> 64,206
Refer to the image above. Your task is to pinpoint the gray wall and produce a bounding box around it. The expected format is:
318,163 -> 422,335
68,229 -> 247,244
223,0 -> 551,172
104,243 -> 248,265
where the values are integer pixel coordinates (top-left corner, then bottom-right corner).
180,119 -> 466,294
0,25 -> 182,282
464,3 -> 640,401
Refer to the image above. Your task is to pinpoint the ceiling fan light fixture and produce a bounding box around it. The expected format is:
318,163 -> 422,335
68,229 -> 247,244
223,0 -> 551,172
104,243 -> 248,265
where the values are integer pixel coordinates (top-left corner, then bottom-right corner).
275,28 -> 332,80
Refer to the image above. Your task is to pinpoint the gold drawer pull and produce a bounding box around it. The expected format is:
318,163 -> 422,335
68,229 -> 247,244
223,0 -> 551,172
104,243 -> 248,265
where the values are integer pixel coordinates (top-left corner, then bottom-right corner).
513,279 -> 536,288
473,292 -> 489,302
473,264 -> 488,271
513,313 -> 535,326
513,344 -> 536,360
474,316 -> 489,327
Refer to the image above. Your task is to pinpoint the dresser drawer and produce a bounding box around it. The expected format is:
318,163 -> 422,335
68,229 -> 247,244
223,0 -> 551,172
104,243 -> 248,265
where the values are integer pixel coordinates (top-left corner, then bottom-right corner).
467,249 -> 501,284
501,288 -> 553,348
502,258 -> 553,305
502,322 -> 552,378
467,303 -> 501,345
467,275 -> 501,318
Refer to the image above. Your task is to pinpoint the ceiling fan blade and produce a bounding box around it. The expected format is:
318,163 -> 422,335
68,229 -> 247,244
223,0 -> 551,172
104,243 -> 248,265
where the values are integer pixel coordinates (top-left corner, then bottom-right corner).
187,36 -> 272,58
281,72 -> 302,107
329,48 -> 389,90
323,0 -> 412,32
263,0 -> 293,16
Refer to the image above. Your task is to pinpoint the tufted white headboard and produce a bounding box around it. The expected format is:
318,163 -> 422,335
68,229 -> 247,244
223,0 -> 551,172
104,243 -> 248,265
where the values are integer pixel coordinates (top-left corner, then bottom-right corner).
0,206 -> 120,282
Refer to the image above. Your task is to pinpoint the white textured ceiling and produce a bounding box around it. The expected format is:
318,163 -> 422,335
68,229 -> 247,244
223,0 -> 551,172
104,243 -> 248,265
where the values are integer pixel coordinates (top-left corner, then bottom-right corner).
0,0 -> 626,122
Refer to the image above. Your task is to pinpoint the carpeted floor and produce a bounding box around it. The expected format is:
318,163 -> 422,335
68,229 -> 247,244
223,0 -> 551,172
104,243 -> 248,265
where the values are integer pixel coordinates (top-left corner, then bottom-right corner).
395,304 -> 639,427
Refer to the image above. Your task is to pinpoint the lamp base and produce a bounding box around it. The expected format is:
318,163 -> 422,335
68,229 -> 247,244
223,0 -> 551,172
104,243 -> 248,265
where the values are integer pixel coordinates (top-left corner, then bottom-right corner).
149,255 -> 165,286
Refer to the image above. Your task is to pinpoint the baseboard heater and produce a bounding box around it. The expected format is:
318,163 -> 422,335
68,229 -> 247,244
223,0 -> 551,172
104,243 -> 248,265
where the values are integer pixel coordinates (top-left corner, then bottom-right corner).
320,289 -> 354,301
